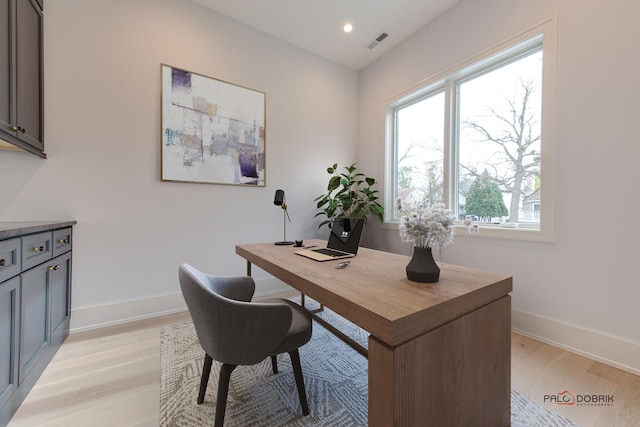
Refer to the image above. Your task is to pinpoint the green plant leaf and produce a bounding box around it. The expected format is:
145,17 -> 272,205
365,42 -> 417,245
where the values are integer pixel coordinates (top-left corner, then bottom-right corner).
328,175 -> 341,191
317,219 -> 332,228
316,197 -> 329,209
314,162 -> 385,228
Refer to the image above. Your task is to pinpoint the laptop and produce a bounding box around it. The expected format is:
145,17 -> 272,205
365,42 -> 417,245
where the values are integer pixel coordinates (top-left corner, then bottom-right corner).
295,218 -> 364,261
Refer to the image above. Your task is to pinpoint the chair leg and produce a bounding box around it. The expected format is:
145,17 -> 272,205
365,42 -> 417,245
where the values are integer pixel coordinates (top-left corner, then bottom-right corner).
271,355 -> 278,374
198,354 -> 213,404
288,349 -> 309,416
214,363 -> 237,427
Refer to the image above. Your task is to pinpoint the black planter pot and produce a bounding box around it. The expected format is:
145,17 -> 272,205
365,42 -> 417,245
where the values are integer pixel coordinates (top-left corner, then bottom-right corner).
406,246 -> 440,283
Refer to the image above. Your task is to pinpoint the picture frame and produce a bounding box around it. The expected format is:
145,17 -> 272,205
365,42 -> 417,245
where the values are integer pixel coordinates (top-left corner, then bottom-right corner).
161,64 -> 266,186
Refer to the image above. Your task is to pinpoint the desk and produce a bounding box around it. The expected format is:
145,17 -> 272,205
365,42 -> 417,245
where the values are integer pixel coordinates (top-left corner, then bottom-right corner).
236,240 -> 512,426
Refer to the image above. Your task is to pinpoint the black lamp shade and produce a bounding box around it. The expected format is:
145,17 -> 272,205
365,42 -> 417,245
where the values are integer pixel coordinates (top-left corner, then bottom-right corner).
274,189 -> 285,206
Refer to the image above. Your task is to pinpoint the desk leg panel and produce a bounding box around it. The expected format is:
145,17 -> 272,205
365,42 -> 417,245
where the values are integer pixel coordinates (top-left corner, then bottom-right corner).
368,296 -> 511,426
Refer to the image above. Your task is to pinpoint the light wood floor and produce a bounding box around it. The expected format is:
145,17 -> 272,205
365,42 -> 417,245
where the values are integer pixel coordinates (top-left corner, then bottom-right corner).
7,310 -> 640,427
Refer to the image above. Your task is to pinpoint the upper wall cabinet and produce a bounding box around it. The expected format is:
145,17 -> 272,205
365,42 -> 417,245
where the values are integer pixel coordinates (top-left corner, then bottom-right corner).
0,0 -> 45,158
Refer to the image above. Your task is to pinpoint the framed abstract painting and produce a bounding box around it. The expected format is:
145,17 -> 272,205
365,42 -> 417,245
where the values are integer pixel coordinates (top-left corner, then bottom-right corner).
161,64 -> 266,186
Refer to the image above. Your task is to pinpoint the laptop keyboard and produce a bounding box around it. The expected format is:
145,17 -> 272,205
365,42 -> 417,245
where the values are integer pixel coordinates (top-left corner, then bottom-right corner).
313,248 -> 350,257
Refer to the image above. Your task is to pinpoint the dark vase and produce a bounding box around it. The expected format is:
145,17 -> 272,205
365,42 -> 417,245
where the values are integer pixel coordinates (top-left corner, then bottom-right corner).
406,246 -> 440,283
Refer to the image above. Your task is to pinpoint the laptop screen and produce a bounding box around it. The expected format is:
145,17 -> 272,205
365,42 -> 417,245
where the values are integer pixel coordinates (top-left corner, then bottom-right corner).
327,218 -> 365,255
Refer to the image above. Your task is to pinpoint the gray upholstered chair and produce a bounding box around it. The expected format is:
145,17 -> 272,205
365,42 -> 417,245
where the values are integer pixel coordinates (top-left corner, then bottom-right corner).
178,263 -> 312,427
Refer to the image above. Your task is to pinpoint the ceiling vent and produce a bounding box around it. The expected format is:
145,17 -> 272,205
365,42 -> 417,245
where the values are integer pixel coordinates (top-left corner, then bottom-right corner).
365,31 -> 389,50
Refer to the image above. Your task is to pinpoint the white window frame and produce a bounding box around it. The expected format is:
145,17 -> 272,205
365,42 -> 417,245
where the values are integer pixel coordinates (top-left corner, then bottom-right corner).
384,18 -> 557,242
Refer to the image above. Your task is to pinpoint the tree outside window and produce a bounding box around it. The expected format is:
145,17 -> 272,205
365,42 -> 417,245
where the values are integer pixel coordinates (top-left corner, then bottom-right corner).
386,27 -> 555,240
458,50 -> 542,225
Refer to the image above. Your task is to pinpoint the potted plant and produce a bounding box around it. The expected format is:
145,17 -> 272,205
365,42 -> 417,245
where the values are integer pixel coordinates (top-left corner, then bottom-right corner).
314,163 -> 384,228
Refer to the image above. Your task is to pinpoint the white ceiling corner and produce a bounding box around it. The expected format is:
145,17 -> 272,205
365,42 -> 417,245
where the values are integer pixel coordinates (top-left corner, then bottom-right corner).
190,0 -> 459,71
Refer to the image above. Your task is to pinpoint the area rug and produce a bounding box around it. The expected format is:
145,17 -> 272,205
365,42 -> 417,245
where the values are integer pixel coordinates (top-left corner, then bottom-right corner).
160,302 -> 580,426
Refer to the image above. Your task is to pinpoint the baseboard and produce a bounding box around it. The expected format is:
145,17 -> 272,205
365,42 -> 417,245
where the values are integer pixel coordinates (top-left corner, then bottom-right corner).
70,293 -> 188,333
70,286 -> 640,376
253,277 -> 295,297
512,309 -> 640,376
69,277 -> 292,333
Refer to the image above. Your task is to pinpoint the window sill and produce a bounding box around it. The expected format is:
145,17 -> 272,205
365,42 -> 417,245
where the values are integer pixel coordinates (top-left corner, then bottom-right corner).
382,221 -> 554,243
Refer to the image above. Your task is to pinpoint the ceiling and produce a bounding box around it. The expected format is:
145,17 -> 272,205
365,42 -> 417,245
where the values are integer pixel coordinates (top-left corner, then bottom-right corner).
190,0 -> 459,71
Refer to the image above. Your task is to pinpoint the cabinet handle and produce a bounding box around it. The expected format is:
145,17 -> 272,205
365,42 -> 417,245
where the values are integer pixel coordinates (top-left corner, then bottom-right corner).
10,125 -> 26,133
48,265 -> 60,271
58,239 -> 68,244
34,246 -> 44,252
0,259 -> 5,267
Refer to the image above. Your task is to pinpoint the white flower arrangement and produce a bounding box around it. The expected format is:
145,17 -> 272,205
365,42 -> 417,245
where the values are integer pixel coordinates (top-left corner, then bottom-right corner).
464,215 -> 480,234
396,197 -> 456,249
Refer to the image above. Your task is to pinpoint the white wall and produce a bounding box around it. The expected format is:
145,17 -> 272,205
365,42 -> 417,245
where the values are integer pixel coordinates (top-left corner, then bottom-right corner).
2,0 -> 638,375
0,0 -> 359,329
358,0 -> 640,374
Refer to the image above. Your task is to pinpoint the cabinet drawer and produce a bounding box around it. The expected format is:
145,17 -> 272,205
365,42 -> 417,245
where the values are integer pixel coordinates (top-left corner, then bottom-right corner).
0,239 -> 21,283
21,232 -> 52,271
52,228 -> 72,257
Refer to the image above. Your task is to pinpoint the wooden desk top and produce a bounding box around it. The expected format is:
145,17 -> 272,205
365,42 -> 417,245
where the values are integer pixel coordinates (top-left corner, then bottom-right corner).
236,240 -> 512,347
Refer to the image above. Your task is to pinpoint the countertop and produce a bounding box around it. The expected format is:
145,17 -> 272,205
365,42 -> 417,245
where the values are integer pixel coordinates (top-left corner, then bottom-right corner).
0,220 -> 77,240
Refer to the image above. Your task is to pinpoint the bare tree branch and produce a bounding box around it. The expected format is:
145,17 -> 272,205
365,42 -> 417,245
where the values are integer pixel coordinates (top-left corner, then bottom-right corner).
460,78 -> 541,222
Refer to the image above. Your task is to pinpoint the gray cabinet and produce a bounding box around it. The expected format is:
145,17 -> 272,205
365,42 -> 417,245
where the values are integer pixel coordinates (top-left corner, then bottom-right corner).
0,238 -> 20,283
0,277 -> 19,413
0,223 -> 73,425
21,231 -> 52,271
0,0 -> 44,158
49,251 -> 71,347
19,259 -> 49,382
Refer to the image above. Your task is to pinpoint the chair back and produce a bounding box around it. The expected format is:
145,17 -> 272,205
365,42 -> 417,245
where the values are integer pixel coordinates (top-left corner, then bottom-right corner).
179,263 -> 292,365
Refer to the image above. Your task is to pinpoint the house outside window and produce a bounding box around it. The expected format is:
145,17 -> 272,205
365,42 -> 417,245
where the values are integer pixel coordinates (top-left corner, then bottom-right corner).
385,19 -> 557,241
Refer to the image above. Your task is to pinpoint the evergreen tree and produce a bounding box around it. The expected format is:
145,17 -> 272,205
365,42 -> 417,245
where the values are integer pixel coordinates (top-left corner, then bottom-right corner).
465,172 -> 508,220
398,166 -> 413,189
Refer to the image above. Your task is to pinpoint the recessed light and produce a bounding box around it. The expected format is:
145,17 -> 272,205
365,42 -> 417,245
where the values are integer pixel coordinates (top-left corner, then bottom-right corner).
343,23 -> 353,33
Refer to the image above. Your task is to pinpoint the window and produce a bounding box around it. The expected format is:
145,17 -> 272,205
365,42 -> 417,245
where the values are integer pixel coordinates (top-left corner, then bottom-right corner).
385,20 -> 557,241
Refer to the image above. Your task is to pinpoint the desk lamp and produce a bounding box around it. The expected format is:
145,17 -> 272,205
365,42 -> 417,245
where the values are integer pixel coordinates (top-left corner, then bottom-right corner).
273,189 -> 294,245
